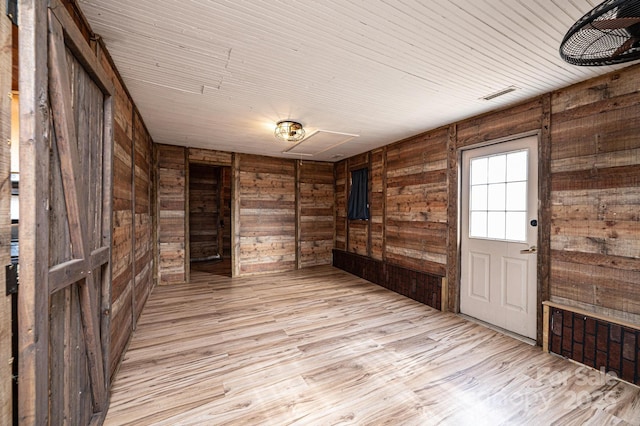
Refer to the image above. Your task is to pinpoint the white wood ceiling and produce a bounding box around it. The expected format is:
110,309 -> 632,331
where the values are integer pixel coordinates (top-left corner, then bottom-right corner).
78,0 -> 629,162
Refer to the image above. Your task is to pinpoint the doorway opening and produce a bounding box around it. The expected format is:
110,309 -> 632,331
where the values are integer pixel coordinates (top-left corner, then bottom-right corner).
459,135 -> 539,340
188,163 -> 232,277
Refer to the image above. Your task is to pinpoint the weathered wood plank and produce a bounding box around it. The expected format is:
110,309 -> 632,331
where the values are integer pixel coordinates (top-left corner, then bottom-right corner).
98,42 -> 131,141
0,6 -> 12,423
371,149 -> 385,263
457,98 -> 543,148
538,93 -> 552,345
237,154 -> 296,275
550,259 -> 640,314
298,161 -> 334,268
133,111 -> 152,323
446,124 -> 458,313
334,161 -> 347,251
386,128 -> 448,169
18,0 -> 51,422
551,64 -> 640,113
552,164 -> 640,192
156,144 -> 187,283
550,107 -> 640,161
48,10 -> 87,262
189,147 -> 232,165
551,147 -> 640,174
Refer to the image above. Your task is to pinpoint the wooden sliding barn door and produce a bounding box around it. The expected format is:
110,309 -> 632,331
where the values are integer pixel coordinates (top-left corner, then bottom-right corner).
19,0 -> 114,424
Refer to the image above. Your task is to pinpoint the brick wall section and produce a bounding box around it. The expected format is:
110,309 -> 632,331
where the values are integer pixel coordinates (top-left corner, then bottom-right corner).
549,306 -> 639,386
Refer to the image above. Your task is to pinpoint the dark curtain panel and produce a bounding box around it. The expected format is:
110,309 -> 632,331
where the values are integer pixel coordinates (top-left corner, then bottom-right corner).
348,168 -> 369,220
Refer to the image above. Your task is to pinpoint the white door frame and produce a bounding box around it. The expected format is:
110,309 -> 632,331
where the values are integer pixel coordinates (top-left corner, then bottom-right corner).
457,131 -> 541,340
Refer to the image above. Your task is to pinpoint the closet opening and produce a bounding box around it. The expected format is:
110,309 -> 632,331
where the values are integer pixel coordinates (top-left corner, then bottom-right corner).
188,163 -> 232,277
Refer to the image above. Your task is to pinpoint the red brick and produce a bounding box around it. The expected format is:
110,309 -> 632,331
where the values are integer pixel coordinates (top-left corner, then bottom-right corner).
584,334 -> 596,362
563,327 -> 573,352
596,350 -> 608,370
552,310 -> 563,335
609,342 -> 621,371
622,360 -> 636,384
610,324 -> 622,343
597,324 -> 609,351
572,343 -> 584,362
623,331 -> 637,361
573,316 -> 585,343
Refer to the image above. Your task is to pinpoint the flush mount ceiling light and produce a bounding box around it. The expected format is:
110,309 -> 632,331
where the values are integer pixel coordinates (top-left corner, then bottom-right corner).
274,120 -> 305,142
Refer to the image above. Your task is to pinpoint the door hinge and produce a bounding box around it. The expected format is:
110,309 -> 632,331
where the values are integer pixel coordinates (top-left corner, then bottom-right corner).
6,263 -> 18,295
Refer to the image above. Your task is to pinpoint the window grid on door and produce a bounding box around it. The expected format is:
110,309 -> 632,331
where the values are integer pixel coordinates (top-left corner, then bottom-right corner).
469,149 -> 528,242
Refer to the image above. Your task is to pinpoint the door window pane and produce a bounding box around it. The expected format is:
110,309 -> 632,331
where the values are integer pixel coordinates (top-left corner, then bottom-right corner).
507,150 -> 528,181
470,212 -> 487,238
471,185 -> 487,211
471,157 -> 488,185
487,212 -> 506,239
488,183 -> 506,210
487,155 -> 506,183
506,212 -> 526,241
506,181 -> 526,210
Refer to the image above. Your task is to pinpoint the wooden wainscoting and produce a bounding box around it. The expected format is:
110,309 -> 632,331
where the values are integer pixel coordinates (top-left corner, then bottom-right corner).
105,266 -> 640,425
333,249 -> 443,311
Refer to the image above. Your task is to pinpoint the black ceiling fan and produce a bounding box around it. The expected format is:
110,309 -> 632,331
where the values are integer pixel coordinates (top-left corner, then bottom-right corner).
560,0 -> 640,66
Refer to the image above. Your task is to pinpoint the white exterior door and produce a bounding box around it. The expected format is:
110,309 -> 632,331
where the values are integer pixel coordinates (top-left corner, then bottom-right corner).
460,136 -> 538,339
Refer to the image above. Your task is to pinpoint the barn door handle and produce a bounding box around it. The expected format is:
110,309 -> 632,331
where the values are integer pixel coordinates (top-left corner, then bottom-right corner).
520,245 -> 537,254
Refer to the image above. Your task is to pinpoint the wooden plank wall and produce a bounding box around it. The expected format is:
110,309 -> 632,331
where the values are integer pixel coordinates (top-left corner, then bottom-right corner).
159,149 -> 334,281
156,144 -> 187,284
370,148 -> 385,260
550,66 -> 640,320
97,43 -> 154,378
297,161 -> 335,268
133,112 -> 153,323
385,128 -> 449,276
99,44 -> 135,380
346,153 -> 369,256
237,154 -> 296,275
335,63 -> 640,331
98,41 -> 154,380
334,162 -> 347,251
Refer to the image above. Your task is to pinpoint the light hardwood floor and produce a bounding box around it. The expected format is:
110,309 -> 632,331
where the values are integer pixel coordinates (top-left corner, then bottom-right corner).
105,266 -> 640,425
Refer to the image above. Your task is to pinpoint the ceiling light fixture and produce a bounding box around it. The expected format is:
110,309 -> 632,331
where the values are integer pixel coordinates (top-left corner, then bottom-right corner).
274,120 -> 305,142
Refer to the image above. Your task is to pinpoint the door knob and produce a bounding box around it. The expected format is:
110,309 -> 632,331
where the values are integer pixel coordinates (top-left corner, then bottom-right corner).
520,245 -> 537,254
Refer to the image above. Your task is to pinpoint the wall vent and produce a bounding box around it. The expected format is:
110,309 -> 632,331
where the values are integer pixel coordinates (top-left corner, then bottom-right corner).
481,86 -> 517,101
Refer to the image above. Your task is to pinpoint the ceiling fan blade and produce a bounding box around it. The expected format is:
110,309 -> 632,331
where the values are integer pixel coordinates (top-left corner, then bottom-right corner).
611,37 -> 639,57
590,17 -> 640,30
